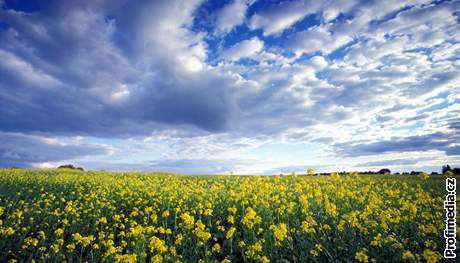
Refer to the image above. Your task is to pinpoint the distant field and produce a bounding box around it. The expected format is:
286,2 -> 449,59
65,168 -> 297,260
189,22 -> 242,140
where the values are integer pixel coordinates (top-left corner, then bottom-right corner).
0,169 -> 452,262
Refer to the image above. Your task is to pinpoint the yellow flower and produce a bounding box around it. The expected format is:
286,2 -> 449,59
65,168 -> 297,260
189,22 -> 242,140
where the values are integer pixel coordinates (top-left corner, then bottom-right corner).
114,254 -> 137,263
324,200 -> 337,217
54,228 -> 64,236
162,210 -> 170,218
310,249 -> 319,257
422,249 -> 442,263
0,167 -> 450,262
270,223 -> 288,243
13,210 -> 23,219
245,241 -> 263,259
228,206 -> 237,214
66,243 -> 76,252
193,220 -> 211,241
152,255 -> 163,263
4,227 -> 15,236
315,244 -> 323,252
402,251 -> 415,261
38,231 -> 46,239
241,207 -> 261,229
301,217 -> 317,233
175,234 -> 183,245
98,217 -> 108,224
130,209 -> 139,217
204,208 -> 213,216
149,236 -> 167,254
150,213 -> 158,223
170,246 -> 177,256
128,225 -> 144,238
212,243 -> 221,253
51,243 -> 60,253
370,233 -> 383,247
226,227 -> 237,239
72,233 -> 95,247
180,212 -> 195,229
419,172 -> 430,180
355,249 -> 369,263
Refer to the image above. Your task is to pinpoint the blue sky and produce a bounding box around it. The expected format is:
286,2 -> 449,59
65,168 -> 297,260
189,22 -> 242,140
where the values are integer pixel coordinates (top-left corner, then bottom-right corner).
0,0 -> 459,174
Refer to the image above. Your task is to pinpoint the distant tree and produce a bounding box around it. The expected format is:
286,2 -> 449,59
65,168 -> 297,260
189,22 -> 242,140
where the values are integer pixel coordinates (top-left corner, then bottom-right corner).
57,164 -> 84,171
442,165 -> 452,174
452,168 -> 460,175
378,168 -> 391,174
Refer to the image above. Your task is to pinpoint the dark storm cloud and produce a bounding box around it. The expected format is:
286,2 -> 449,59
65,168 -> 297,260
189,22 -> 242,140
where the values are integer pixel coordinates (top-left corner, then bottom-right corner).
0,132 -> 109,167
335,132 -> 460,157
0,0 -> 235,136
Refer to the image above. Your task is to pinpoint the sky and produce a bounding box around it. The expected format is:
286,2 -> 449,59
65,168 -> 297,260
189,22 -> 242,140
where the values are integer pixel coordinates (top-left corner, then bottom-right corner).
0,0 -> 459,174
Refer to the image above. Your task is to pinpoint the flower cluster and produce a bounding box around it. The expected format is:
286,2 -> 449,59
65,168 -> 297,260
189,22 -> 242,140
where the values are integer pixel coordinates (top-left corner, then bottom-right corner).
0,168 -> 447,262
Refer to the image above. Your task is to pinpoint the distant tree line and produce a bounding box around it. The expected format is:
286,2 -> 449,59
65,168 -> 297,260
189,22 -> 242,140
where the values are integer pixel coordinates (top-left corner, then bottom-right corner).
286,165 -> 460,176
57,164 -> 84,171
442,164 -> 460,175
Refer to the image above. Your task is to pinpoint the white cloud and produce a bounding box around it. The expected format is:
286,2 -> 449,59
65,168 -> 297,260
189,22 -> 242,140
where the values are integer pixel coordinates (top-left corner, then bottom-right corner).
248,0 -> 321,36
306,55 -> 328,70
431,42 -> 460,61
221,37 -> 264,61
215,0 -> 249,33
110,84 -> 131,102
287,25 -> 352,56
0,49 -> 62,88
1,0 -> 459,173
321,0 -> 356,22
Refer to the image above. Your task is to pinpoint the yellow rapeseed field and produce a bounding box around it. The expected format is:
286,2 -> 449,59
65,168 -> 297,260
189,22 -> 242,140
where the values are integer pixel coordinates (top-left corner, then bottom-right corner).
0,168 -> 453,262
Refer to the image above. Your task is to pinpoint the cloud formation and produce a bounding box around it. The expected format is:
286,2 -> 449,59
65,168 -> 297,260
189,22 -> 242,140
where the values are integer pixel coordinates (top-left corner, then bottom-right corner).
0,0 -> 459,172
221,37 -> 264,61
0,132 -> 109,167
215,0 -> 251,34
335,132 -> 460,157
